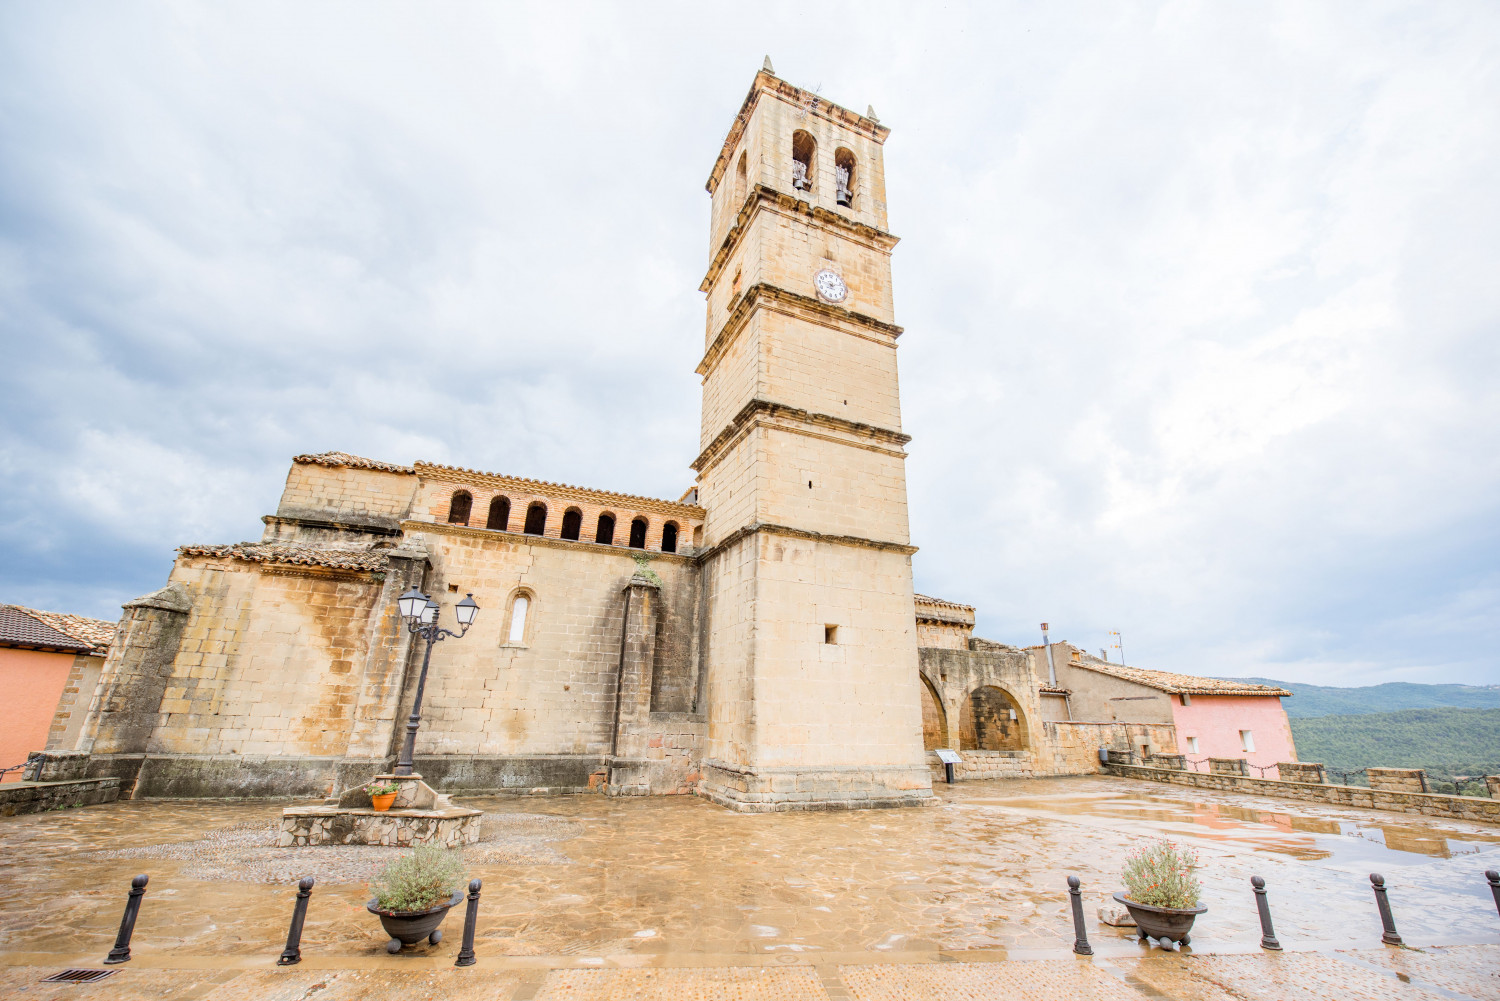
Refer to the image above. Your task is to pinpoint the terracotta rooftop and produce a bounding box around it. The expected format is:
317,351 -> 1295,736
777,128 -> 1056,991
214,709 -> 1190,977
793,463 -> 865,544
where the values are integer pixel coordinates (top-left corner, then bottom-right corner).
293,452 -> 415,475
179,543 -> 390,573
0,605 -> 113,654
414,461 -> 706,516
1069,657 -> 1292,698
914,594 -> 976,613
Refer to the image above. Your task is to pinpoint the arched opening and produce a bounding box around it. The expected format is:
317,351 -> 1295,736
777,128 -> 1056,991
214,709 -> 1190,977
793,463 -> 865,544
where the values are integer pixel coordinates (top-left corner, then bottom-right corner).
595,512 -> 616,545
523,502 -> 547,536
506,592 -> 531,645
560,508 -> 582,541
959,686 -> 1028,751
791,130 -> 815,192
733,150 -> 747,206
661,521 -> 678,553
920,675 -> 948,751
629,517 -> 648,549
447,490 -> 472,526
486,496 -> 511,531
834,147 -> 856,207
692,525 -> 702,548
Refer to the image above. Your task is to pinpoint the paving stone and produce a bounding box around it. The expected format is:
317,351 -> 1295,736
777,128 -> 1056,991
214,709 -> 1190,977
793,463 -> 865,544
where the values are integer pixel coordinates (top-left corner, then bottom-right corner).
534,966 -> 828,1000
1116,951 -> 1457,1001
840,959 -> 1149,1001
1348,944 -> 1500,1000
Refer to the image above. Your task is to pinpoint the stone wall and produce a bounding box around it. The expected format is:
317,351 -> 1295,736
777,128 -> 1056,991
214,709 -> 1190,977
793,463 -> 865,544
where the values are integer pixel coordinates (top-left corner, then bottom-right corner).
1368,767 -> 1428,793
1210,757 -> 1249,776
1106,762 -> 1500,825
0,777 -> 119,816
1278,762 -> 1327,784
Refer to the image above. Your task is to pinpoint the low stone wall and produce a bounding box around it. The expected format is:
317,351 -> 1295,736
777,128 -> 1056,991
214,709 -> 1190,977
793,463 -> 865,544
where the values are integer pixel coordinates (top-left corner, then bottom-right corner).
1209,757 -> 1249,776
1105,763 -> 1500,824
0,777 -> 120,817
1489,776 -> 1500,798
1277,762 -> 1326,784
928,749 -> 1031,782
279,806 -> 480,847
1369,767 -> 1428,793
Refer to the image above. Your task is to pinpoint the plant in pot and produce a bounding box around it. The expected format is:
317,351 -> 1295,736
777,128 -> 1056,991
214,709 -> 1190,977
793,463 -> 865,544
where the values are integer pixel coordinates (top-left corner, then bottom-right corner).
367,843 -> 467,953
366,781 -> 400,812
1113,840 -> 1205,949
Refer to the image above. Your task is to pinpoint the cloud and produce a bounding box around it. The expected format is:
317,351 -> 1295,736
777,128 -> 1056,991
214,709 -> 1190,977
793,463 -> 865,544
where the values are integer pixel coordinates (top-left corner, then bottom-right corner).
1,1 -> 1496,685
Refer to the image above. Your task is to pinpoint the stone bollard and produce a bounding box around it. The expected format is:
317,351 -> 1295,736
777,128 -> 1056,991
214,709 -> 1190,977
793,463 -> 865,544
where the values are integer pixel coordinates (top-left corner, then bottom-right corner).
104,875 -> 149,964
1250,876 -> 1281,950
1487,870 -> 1499,921
1067,876 -> 1092,956
277,877 -> 315,965
1370,873 -> 1402,946
455,878 -> 482,967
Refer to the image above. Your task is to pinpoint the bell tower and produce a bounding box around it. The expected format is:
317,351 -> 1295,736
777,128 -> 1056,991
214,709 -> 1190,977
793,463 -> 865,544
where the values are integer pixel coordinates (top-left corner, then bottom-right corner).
694,66 -> 933,811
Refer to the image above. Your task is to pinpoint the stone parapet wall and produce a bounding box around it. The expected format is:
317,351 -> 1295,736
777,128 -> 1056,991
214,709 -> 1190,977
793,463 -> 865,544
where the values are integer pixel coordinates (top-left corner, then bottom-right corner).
1368,767 -> 1428,793
698,759 -> 934,813
1489,776 -> 1500,798
1278,762 -> 1326,784
927,749 -> 1030,782
1106,762 -> 1500,825
279,807 -> 480,848
1210,757 -> 1249,776
0,777 -> 119,816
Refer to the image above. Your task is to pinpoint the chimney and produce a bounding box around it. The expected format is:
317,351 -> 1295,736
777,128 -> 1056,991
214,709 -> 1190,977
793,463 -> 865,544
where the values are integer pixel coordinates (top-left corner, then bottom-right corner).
1041,622 -> 1057,687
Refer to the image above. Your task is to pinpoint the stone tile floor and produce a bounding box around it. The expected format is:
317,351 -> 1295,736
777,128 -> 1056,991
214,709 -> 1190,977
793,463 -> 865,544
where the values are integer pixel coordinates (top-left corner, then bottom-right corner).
1,776 -> 1497,998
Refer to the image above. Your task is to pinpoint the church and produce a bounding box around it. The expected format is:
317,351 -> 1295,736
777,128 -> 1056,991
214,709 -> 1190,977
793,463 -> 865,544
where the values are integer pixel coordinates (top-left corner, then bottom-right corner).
30,65 -> 1297,810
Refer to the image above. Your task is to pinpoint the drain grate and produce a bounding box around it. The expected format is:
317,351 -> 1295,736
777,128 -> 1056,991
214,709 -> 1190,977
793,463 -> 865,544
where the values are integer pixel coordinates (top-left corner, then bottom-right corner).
40,969 -> 117,984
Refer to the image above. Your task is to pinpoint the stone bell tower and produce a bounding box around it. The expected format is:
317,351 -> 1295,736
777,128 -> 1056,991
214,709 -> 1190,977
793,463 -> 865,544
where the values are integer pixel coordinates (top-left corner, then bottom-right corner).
693,65 -> 933,811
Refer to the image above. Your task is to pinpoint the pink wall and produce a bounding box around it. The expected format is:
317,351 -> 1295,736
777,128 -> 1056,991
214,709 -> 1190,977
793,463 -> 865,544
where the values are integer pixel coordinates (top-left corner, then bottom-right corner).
0,647 -> 73,782
1170,694 -> 1297,775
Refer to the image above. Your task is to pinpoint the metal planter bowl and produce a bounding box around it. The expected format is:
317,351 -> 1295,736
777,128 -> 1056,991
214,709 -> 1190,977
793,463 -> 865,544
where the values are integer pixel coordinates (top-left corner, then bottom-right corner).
1113,891 -> 1206,946
367,889 -> 464,953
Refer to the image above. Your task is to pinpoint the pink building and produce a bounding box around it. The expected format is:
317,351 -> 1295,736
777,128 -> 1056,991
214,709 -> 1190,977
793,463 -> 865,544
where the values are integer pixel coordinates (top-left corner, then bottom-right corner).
1170,692 -> 1297,774
0,605 -> 114,780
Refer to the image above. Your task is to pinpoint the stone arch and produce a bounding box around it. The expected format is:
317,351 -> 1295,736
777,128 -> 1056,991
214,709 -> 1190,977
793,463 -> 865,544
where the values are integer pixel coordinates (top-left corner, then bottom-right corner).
919,673 -> 948,750
447,490 -> 472,525
629,516 -> 648,549
486,495 -> 511,531
834,147 -> 856,207
595,512 -> 616,545
791,129 -> 815,192
734,149 -> 747,205
560,507 -> 583,541
959,685 -> 1028,752
523,502 -> 547,536
661,521 -> 679,553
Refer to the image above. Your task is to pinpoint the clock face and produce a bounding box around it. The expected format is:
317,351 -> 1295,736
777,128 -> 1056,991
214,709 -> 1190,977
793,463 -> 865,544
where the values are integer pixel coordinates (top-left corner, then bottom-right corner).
813,269 -> 848,304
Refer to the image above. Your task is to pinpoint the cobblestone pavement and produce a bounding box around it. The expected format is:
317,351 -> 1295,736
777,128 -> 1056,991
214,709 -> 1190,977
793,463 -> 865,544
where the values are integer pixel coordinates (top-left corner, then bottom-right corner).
1,776 -> 1497,998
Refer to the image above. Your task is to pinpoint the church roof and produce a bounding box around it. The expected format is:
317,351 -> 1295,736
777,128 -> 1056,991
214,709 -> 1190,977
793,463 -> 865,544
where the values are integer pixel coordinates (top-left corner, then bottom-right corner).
178,543 -> 391,573
914,593 -> 975,626
1069,656 -> 1292,698
294,452 -> 415,475
414,462 -> 706,517
0,605 -> 113,653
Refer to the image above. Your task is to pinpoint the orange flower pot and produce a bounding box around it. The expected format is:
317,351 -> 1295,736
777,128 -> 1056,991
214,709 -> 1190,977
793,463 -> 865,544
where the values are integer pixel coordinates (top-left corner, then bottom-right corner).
371,792 -> 398,812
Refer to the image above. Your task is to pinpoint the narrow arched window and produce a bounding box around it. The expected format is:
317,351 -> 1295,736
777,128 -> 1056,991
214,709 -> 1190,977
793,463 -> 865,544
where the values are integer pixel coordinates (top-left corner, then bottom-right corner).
508,594 -> 529,644
733,150 -> 747,206
834,148 -> 856,207
661,522 -> 678,553
596,512 -> 616,545
447,490 -> 472,525
561,508 -> 582,541
524,502 -> 547,536
487,496 -> 511,531
629,517 -> 648,549
791,130 -> 815,192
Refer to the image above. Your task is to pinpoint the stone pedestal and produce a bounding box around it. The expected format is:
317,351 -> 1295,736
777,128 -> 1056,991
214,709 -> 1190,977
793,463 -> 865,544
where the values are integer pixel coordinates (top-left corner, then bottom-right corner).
280,774 -> 480,847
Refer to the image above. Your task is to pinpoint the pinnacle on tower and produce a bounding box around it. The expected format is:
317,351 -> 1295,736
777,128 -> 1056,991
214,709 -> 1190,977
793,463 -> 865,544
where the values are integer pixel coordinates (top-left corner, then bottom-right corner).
762,55 -> 775,74
867,104 -> 879,122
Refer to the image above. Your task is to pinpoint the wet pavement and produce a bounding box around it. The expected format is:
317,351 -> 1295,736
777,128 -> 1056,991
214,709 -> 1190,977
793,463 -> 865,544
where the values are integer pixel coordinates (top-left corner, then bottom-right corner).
1,775 -> 1497,998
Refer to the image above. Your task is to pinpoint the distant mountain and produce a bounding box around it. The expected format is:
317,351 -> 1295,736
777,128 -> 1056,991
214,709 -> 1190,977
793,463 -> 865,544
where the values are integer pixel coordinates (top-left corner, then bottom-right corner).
1233,679 -> 1500,718
1289,707 -> 1500,790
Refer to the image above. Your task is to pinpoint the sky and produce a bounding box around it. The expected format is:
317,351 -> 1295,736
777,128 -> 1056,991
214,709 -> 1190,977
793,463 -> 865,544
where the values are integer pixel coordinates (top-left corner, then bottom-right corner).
1,2 -> 1496,687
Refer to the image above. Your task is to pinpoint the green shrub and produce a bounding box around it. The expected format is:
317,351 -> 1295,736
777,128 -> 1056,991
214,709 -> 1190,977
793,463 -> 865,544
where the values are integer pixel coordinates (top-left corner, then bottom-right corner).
1122,840 -> 1201,909
370,844 -> 466,913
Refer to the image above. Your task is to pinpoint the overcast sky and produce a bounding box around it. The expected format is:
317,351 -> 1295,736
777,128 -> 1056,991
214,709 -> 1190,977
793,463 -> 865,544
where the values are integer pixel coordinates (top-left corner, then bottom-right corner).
2,2 -> 1496,687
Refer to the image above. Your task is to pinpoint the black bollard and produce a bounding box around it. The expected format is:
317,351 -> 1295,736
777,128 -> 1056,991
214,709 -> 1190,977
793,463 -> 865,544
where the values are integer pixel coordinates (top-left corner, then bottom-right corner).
455,878 -> 482,967
1067,875 -> 1093,956
1370,873 -> 1402,946
1250,876 -> 1281,950
104,874 -> 149,964
277,877 -> 315,966
1487,870 -> 1500,921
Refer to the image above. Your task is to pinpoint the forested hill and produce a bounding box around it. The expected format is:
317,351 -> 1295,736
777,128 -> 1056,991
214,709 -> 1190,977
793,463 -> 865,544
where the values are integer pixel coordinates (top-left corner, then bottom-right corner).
1288,707 -> 1500,786
1232,679 -> 1500,718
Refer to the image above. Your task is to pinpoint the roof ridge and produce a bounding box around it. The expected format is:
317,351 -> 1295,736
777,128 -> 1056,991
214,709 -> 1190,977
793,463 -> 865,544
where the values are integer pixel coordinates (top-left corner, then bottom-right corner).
413,461 -> 706,513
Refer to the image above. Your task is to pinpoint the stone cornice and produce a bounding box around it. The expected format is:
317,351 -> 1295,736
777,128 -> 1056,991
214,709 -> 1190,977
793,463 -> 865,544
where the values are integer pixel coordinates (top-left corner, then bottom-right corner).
402,520 -> 699,565
697,283 -> 902,379
692,398 -> 910,474
706,72 -> 890,195
697,522 -> 917,562
700,185 -> 898,294
413,463 -> 704,521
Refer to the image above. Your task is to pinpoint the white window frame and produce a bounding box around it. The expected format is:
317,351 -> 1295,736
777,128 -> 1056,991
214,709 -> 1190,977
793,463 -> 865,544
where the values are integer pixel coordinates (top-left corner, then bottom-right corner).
1240,729 -> 1255,753
1186,736 -> 1200,754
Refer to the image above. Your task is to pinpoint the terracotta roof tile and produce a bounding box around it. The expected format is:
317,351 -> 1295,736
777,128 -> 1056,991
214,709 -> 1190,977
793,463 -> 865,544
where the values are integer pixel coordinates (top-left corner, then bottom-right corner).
0,605 -> 106,653
413,461 -> 706,516
1069,657 -> 1292,697
293,452 -> 415,475
179,543 -> 390,573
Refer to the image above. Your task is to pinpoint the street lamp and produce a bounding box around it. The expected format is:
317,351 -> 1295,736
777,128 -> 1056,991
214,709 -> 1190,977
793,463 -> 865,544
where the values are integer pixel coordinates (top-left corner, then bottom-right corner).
392,588 -> 480,776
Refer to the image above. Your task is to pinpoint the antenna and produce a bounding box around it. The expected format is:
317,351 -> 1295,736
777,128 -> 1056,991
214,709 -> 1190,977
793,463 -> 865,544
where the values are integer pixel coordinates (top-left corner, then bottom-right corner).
1108,630 -> 1124,665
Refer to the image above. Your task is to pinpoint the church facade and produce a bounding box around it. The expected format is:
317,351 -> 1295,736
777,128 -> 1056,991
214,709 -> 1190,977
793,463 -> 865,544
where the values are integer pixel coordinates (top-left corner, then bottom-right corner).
34,67 -> 1293,808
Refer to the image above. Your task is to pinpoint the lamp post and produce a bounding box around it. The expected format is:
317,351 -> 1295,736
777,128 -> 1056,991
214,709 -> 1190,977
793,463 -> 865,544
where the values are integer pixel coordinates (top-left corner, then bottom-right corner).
393,586 -> 479,776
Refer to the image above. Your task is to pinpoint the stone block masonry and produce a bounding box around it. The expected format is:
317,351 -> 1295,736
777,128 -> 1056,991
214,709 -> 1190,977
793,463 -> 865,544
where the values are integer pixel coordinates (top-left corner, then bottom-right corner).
1106,762 -> 1500,825
1368,767 -> 1428,793
0,777 -> 118,816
